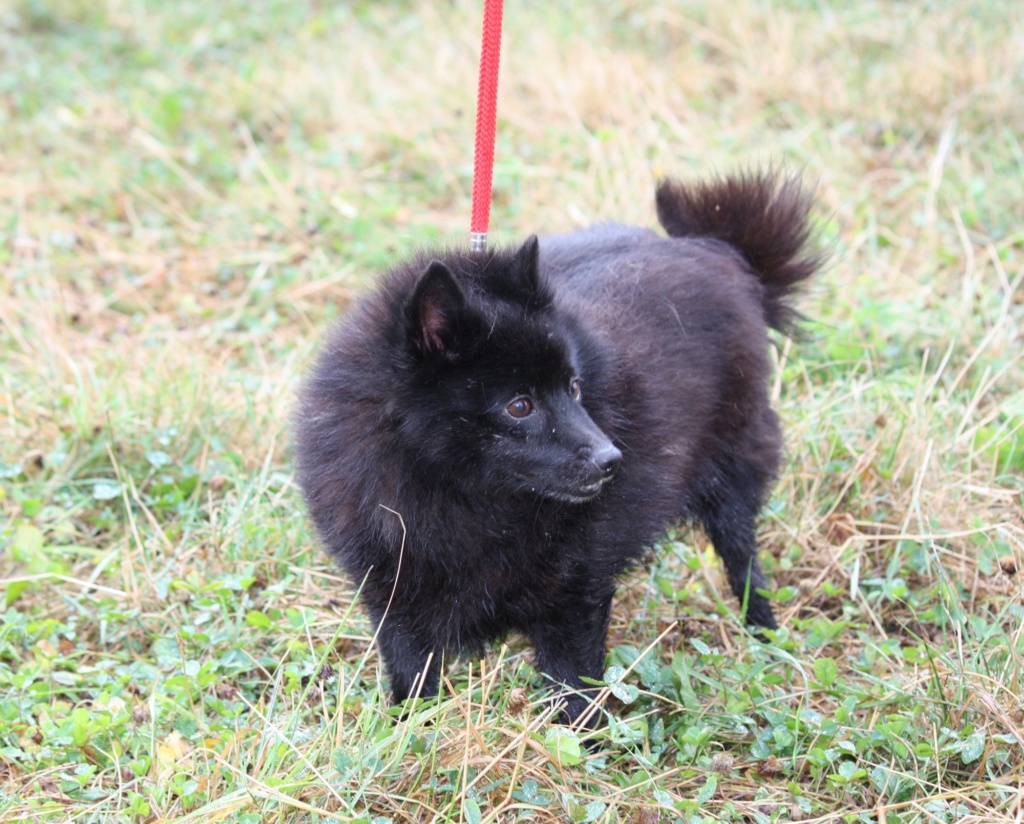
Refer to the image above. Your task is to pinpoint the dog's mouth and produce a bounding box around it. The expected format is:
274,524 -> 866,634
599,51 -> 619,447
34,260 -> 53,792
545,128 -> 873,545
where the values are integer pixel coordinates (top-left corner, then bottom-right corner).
517,454 -> 620,504
543,479 -> 608,504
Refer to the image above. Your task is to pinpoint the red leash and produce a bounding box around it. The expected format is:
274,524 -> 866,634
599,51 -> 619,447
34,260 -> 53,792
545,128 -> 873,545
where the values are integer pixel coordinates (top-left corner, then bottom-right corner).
470,0 -> 504,253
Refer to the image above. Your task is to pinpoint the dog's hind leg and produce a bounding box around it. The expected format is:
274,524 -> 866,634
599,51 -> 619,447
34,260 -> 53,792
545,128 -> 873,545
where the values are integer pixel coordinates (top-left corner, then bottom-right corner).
696,459 -> 779,630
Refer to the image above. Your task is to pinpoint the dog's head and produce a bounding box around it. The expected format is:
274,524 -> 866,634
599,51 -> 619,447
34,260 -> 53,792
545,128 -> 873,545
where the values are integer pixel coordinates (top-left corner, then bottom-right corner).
396,236 -> 621,503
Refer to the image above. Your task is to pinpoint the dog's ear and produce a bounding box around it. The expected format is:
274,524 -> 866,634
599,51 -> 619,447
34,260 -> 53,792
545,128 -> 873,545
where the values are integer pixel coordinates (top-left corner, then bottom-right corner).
407,261 -> 468,358
510,235 -> 540,298
507,235 -> 553,309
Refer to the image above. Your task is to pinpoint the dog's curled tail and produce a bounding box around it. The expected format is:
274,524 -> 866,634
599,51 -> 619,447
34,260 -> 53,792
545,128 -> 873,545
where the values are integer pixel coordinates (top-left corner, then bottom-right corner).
655,170 -> 823,334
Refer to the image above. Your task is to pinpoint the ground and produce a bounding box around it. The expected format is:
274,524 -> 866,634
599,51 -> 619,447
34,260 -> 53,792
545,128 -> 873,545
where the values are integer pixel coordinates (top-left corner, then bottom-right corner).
0,1 -> 1022,822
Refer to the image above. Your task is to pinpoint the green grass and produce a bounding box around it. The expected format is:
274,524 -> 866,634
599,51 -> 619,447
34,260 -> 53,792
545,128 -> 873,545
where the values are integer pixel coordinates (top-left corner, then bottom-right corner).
1,0 -> 1022,821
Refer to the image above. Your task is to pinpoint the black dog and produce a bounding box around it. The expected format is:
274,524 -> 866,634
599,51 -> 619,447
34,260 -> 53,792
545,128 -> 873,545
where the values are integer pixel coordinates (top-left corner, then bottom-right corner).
295,171 -> 821,724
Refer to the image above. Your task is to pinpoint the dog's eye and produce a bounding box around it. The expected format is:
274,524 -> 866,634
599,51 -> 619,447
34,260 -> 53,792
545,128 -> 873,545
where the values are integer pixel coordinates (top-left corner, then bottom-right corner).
506,397 -> 534,418
569,378 -> 582,401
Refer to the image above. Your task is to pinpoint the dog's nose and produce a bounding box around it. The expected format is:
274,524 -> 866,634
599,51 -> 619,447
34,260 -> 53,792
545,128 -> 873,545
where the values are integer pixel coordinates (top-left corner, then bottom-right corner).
593,444 -> 622,479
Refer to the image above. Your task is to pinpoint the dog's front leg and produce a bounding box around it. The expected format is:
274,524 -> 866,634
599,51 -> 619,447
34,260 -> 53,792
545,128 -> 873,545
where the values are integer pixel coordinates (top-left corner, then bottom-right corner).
529,593 -> 614,728
373,616 -> 440,708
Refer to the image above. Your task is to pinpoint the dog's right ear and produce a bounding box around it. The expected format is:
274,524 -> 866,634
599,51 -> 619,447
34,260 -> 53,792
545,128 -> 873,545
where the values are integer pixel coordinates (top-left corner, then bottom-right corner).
407,261 -> 468,358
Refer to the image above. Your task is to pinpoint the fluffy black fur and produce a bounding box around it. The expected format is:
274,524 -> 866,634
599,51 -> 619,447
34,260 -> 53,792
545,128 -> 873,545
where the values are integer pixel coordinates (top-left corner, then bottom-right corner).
295,170 -> 823,725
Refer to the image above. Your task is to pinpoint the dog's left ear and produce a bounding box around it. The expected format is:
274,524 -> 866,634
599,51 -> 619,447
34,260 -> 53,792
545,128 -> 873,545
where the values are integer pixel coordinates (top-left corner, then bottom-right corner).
509,235 -> 546,306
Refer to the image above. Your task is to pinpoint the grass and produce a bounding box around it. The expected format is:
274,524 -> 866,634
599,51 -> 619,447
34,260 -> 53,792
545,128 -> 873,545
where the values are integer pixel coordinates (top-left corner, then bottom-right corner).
1,0 -> 1022,821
